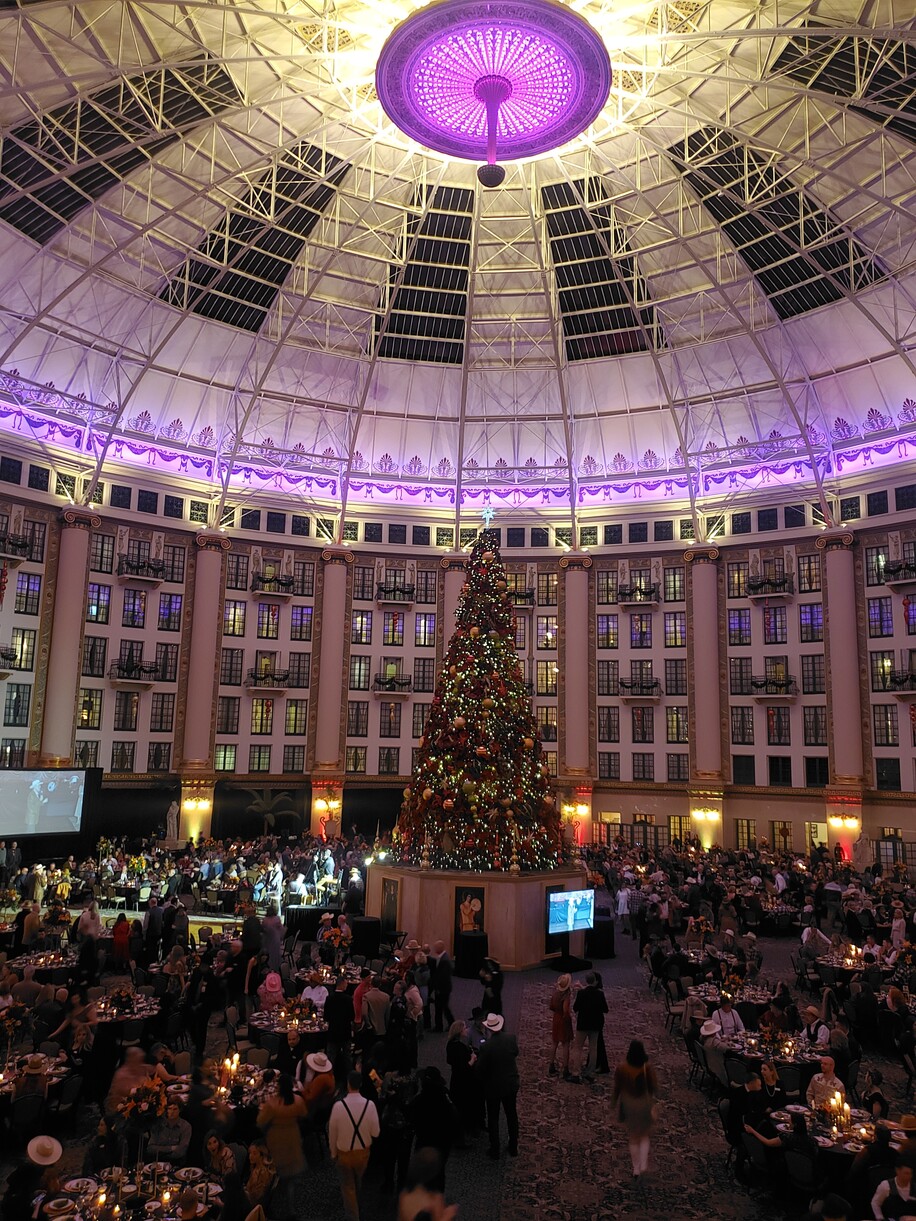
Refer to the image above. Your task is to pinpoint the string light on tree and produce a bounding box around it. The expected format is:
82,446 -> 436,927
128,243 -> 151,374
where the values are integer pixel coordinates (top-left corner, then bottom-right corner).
397,528 -> 560,872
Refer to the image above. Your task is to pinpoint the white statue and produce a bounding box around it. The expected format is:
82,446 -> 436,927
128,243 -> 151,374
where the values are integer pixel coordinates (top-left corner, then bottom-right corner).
166,800 -> 180,842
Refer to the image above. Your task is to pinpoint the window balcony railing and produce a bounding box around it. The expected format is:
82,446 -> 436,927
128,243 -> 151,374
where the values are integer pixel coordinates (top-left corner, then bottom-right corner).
884,562 -> 916,586
117,555 -> 166,580
250,573 -> 295,594
245,668 -> 290,689
376,583 -> 415,603
619,678 -> 661,695
373,673 -> 412,693
746,575 -> 794,598
108,660 -> 160,681
750,675 -> 798,696
618,584 -> 659,605
0,533 -> 30,558
509,589 -> 536,605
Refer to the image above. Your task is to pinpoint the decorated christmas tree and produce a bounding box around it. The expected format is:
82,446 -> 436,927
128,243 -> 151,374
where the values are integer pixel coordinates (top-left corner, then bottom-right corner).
396,529 -> 560,872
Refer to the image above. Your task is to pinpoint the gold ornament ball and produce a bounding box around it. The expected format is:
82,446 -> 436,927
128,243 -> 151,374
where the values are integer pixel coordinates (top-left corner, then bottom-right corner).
453,716 -> 466,728
482,697 -> 494,709
423,787 -> 434,801
497,580 -> 507,590
449,665 -> 457,676
483,551 -> 495,561
523,737 -> 534,749
469,626 -> 480,638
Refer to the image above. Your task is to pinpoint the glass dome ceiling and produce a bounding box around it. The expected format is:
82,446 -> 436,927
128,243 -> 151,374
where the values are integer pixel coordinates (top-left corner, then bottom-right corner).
0,0 -> 914,531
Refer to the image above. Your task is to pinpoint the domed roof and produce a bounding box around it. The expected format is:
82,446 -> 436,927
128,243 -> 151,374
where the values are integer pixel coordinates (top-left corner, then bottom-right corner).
0,0 -> 913,517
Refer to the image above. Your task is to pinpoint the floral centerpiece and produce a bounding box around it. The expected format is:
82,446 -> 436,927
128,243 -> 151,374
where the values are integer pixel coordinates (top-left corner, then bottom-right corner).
107,984 -> 136,1015
0,1008 -> 22,1055
280,998 -> 316,1024
0,890 -> 19,917
689,915 -> 713,943
324,926 -> 352,952
117,1076 -> 168,1133
42,904 -> 72,927
127,855 -> 147,878
721,973 -> 744,1000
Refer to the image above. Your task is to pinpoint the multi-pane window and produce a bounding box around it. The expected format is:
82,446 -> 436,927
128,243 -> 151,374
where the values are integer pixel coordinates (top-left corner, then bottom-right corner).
597,615 -> 618,648
74,740 -> 99,768
162,545 -> 185,584
870,651 -> 895,692
536,617 -> 557,649
216,696 -> 239,735
666,707 -> 689,743
664,568 -> 685,602
868,597 -> 894,637
223,600 -> 246,636
379,747 -> 400,774
537,572 -> 558,605
631,706 -> 654,743
513,617 -> 527,650
801,654 -> 826,694
414,658 -> 436,693
90,534 -> 115,573
803,706 -> 828,746
907,601 -> 916,636
78,688 -> 102,730
113,690 -> 139,732
735,819 -> 757,850
214,745 -> 237,772
729,657 -> 753,695
536,661 -> 558,695
144,741 -> 169,771
412,704 -> 430,738
220,649 -> 244,685
15,573 -> 41,615
122,590 -> 146,629
3,684 -> 30,727
665,658 -> 687,695
596,570 -> 618,604
379,703 -> 402,737
151,644 -> 176,684
291,606 -> 313,641
257,603 -> 280,639
632,753 -> 655,781
347,701 -> 369,737
763,606 -> 787,644
538,706 -> 558,741
351,611 -> 373,644
283,746 -> 305,773
797,555 -> 821,593
598,706 -> 619,742
766,706 -> 791,746
86,582 -> 110,624
250,699 -> 274,735
664,612 -> 686,647
111,742 -> 136,773
667,754 -> 689,782
285,699 -> 308,735
798,603 -> 823,643
383,611 -> 404,646
353,567 -> 374,600
158,593 -> 182,632
731,706 -> 754,745
873,704 -> 899,746
597,660 -> 619,696
349,656 -> 371,690
542,751 -> 558,777
82,636 -> 107,678
728,609 -> 751,646
630,614 -> 652,648
249,745 -> 272,772
346,746 -> 367,773
293,562 -> 315,597
415,614 -> 436,647
226,554 -> 249,590
865,545 -> 889,586
24,522 -> 45,563
765,656 -> 790,683
727,562 -> 748,598
415,570 -> 438,603
598,752 -> 620,780
288,653 -> 311,688
10,628 -> 35,671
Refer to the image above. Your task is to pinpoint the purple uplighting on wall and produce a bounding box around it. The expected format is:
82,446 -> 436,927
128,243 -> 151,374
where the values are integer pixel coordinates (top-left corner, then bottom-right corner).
376,0 -> 611,163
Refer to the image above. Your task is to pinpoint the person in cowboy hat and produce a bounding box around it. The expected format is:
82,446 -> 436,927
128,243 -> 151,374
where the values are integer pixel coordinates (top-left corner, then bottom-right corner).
14,1054 -> 49,1100
302,1051 -> 336,1117
476,1013 -> 520,1159
3,1136 -> 62,1221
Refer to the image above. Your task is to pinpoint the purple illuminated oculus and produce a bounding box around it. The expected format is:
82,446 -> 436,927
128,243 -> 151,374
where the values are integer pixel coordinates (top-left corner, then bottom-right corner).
376,0 -> 612,163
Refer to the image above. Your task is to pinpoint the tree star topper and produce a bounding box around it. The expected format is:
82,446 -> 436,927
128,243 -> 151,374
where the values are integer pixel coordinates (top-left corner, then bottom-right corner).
480,505 -> 496,528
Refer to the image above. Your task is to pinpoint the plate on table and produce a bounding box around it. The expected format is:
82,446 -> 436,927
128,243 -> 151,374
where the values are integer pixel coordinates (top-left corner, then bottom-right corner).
851,1109 -> 870,1121
44,1198 -> 75,1215
786,1104 -> 808,1114
175,1167 -> 204,1182
144,1162 -> 171,1175
63,1178 -> 98,1193
770,1111 -> 790,1122
775,1123 -> 791,1133
120,1183 -> 138,1197
814,1136 -> 834,1149
845,1141 -> 865,1153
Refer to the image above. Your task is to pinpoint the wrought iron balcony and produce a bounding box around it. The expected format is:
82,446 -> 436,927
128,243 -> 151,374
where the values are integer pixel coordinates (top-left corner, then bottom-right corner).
108,659 -> 160,688
0,532 -> 30,561
245,667 -> 290,690
750,675 -> 798,700
250,573 -> 295,595
509,589 -> 536,606
117,555 -> 166,583
619,678 -> 661,702
618,583 -> 659,607
376,583 -> 415,604
884,562 -> 916,589
373,673 -> 412,698
746,575 -> 794,601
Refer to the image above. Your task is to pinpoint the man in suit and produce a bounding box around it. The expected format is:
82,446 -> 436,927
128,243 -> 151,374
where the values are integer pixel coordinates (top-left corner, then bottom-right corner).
429,940 -> 455,1032
476,1013 -> 519,1159
143,896 -> 164,964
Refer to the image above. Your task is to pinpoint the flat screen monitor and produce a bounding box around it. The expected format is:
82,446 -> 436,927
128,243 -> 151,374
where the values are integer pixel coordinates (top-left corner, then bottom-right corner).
0,769 -> 88,836
547,888 -> 595,936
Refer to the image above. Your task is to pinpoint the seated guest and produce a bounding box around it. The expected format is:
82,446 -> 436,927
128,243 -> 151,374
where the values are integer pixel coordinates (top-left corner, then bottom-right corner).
300,971 -> 329,1010
759,1000 -> 788,1034
204,1131 -> 237,1179
149,1100 -> 192,1163
802,1005 -> 831,1046
872,1158 -> 915,1220
744,1111 -> 819,1159
244,1143 -> 276,1211
759,1061 -> 787,1112
257,971 -> 285,1013
176,1188 -> 205,1221
11,966 -> 42,1008
806,1055 -> 845,1110
14,1055 -> 49,1099
83,1118 -> 118,1175
276,1030 -> 306,1080
710,996 -> 745,1038
861,1069 -> 891,1119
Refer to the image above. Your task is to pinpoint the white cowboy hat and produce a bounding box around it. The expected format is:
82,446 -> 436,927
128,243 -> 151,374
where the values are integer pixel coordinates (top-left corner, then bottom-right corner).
27,1135 -> 62,1165
483,1013 -> 504,1032
700,1020 -> 719,1038
306,1052 -> 333,1073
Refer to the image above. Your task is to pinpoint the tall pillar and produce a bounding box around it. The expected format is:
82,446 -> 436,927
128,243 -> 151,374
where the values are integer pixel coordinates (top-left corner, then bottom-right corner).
559,551 -> 592,778
817,531 -> 864,786
686,546 -> 723,781
440,553 -> 467,636
181,533 -> 231,771
39,508 -> 101,765
313,546 -> 353,772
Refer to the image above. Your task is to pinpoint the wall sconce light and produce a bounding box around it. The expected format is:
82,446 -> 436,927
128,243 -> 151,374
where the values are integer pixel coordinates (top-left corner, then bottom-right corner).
692,808 -> 720,822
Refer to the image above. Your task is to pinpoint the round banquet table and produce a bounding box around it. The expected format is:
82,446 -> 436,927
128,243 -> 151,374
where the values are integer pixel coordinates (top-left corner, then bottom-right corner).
38,1164 -> 225,1219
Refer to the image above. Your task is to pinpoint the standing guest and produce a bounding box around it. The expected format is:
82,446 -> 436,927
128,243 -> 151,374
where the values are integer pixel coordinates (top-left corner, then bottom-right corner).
476,1013 -> 520,1159
75,901 -> 102,943
445,1020 -> 477,1139
480,957 -> 503,1016
22,902 -> 41,949
329,1070 -> 380,1221
302,1051 -> 336,1116
570,973 -> 608,1085
324,974 -> 355,1082
612,1039 -> 659,1180
142,897 -> 164,964
361,975 -> 390,1039
261,902 -> 285,972
11,965 -> 42,1008
397,1149 -> 459,1221
111,913 -> 131,969
403,972 -> 424,1066
548,974 -> 574,1079
429,941 -> 455,1032
407,1067 -> 461,1191
413,952 -> 432,1031
128,918 -> 144,965
256,1073 -> 308,1220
